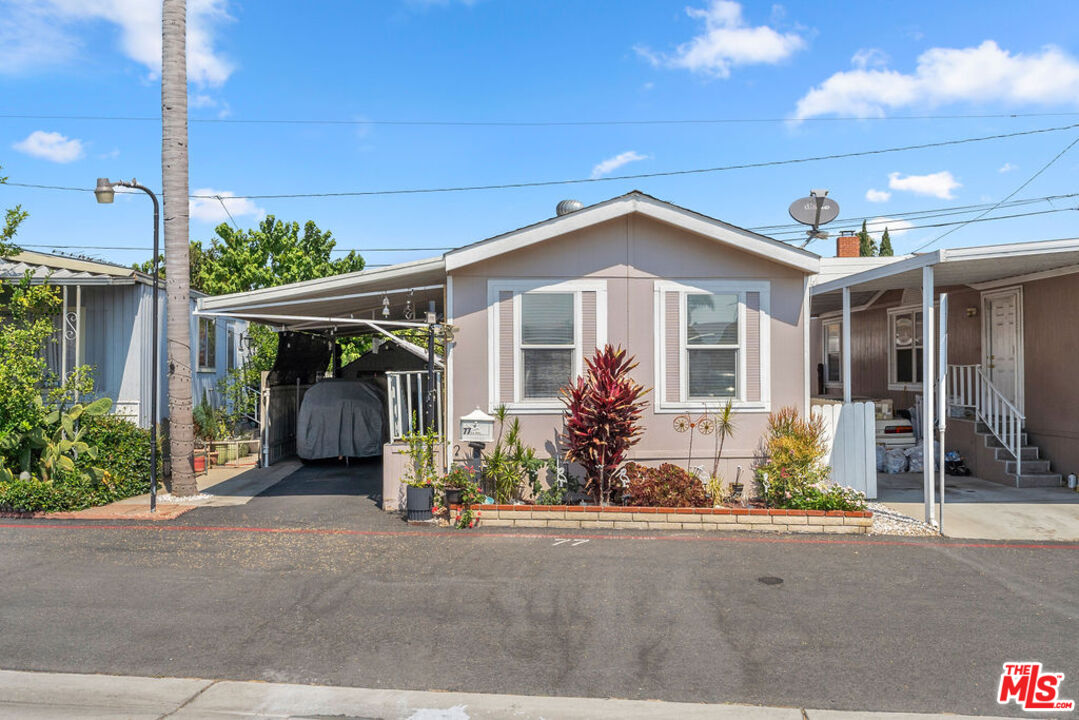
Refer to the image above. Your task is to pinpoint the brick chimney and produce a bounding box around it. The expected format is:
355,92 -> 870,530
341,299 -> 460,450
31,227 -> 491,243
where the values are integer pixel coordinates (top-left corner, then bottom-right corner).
836,231 -> 859,258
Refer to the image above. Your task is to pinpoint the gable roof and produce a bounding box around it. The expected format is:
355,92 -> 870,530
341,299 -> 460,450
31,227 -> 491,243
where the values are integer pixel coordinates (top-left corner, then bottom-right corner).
444,190 -> 820,273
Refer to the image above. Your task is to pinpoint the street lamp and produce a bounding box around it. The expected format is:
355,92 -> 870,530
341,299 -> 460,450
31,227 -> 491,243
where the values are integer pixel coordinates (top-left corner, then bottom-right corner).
95,178 -> 160,513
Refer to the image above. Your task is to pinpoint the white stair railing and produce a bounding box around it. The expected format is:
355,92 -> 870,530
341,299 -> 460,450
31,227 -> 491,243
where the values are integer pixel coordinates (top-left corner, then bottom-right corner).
948,364 -> 1025,484
975,366 -> 1024,484
947,364 -> 979,408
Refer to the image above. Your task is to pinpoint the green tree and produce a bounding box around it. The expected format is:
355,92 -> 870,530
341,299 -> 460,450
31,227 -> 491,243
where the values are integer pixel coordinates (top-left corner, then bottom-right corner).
175,217 -> 365,425
878,227 -> 894,256
1,165 -> 28,257
857,219 -> 877,257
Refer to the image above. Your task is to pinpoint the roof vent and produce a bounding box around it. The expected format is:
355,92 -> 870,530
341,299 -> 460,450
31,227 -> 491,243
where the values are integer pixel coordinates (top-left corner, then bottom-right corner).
556,199 -> 583,216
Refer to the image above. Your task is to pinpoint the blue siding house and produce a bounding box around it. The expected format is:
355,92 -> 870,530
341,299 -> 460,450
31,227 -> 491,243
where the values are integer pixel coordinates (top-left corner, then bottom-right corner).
0,250 -> 247,428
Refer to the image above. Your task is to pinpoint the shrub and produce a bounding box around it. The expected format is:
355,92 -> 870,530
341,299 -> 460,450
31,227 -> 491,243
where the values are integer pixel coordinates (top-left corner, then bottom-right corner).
0,413 -> 158,513
483,406 -> 544,503
562,345 -> 649,504
624,462 -> 709,508
757,407 -> 866,512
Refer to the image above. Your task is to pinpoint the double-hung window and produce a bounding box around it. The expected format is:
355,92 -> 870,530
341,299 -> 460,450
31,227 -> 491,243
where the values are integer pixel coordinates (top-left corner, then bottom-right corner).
198,317 -> 217,371
488,279 -> 607,412
655,280 -> 770,412
686,293 -> 739,399
888,307 -> 923,388
520,292 -> 575,400
822,319 -> 842,386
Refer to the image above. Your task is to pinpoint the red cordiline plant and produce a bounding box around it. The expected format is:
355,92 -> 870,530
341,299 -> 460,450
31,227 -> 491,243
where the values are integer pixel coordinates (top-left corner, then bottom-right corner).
561,345 -> 649,505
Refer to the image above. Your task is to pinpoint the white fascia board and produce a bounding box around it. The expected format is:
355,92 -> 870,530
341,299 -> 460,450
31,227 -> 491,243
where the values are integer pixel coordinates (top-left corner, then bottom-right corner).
445,194 -> 820,274
199,256 -> 446,311
940,236 -> 1079,261
811,251 -> 942,295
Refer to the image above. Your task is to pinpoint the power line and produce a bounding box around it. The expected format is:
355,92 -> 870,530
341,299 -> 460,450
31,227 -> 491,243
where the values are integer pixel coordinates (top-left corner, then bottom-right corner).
3,111 -> 1079,127
5,123 -> 1075,201
20,206 -> 1075,255
912,132 -> 1079,252
755,193 -> 1079,235
796,206 -> 1077,247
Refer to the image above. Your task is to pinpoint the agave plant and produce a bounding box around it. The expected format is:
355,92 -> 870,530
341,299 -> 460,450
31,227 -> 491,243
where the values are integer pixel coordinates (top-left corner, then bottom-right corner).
561,345 -> 650,505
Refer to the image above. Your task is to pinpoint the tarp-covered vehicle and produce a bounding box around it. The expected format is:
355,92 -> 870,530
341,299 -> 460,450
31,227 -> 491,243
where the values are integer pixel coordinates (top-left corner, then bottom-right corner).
296,379 -> 387,460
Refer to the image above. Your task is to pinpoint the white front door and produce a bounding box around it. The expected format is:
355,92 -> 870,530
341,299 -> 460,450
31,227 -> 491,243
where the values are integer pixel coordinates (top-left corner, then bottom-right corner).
982,288 -> 1022,410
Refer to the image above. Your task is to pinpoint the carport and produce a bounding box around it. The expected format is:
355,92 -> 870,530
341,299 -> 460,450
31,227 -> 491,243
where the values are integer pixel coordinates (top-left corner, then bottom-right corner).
195,257 -> 449,509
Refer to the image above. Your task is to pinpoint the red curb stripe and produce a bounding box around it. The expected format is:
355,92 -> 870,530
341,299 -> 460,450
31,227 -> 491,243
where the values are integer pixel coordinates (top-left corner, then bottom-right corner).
0,522 -> 1075,550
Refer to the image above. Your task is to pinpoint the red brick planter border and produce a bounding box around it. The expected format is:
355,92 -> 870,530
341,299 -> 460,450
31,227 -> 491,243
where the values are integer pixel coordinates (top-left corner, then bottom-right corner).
449,504 -> 873,534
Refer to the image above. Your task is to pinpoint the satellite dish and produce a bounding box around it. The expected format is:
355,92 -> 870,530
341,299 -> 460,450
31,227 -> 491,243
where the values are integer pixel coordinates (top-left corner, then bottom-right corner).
788,190 -> 840,247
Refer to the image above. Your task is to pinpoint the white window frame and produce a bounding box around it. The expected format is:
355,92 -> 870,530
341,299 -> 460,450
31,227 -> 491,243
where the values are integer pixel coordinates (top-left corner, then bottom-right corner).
487,278 -> 607,414
822,318 -> 843,388
197,317 -> 217,372
654,280 -> 770,413
887,305 -> 925,391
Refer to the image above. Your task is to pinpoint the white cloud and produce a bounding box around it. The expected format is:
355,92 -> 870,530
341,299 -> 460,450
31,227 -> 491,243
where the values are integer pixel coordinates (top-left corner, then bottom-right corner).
793,41 -> 1079,119
591,150 -> 648,179
0,0 -> 234,86
888,170 -> 961,199
636,0 -> 805,78
189,189 -> 264,224
865,188 -> 891,203
866,217 -> 913,242
998,162 -> 1017,173
12,130 -> 84,163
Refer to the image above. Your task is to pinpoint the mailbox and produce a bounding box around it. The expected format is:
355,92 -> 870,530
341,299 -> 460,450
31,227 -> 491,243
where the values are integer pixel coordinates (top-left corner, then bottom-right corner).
459,408 -> 495,443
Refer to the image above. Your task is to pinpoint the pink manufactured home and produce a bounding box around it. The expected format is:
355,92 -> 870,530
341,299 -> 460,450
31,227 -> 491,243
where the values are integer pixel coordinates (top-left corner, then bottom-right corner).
198,191 -> 821,506
444,192 -> 819,479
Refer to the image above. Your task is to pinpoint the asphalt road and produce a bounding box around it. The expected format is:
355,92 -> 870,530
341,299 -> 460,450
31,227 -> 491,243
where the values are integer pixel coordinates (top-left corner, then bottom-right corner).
0,461 -> 1075,718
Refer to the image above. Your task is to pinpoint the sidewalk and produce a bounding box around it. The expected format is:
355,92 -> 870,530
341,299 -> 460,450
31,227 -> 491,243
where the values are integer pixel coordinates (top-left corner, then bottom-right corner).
0,669 -> 1015,720
2,456 -> 299,523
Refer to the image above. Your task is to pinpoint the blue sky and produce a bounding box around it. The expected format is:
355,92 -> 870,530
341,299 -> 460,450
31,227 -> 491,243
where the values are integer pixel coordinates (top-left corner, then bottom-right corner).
2,0 -> 1078,269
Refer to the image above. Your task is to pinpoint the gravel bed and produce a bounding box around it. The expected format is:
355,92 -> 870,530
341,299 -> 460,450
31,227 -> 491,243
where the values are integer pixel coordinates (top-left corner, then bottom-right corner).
867,502 -> 939,536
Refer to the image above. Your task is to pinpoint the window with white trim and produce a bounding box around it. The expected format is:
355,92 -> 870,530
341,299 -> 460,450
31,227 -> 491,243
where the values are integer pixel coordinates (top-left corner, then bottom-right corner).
888,307 -> 923,388
488,279 -> 607,412
822,319 -> 842,385
655,280 -> 770,412
686,293 -> 739,399
520,292 -> 575,400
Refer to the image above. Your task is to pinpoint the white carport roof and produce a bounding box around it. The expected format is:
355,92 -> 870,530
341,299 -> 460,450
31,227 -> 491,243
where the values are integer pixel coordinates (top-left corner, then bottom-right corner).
811,238 -> 1079,315
197,256 -> 446,335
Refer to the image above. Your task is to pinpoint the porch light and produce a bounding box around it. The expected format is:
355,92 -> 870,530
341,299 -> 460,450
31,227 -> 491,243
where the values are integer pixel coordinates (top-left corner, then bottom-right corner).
94,177 -> 115,204
381,295 -> 390,318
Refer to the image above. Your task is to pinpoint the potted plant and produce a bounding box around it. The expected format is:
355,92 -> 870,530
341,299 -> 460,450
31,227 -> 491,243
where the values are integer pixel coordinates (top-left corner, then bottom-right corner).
440,463 -> 476,507
402,426 -> 440,521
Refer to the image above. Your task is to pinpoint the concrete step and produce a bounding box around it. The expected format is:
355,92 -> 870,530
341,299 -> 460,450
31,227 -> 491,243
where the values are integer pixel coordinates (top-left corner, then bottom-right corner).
1004,459 -> 1052,474
994,446 -> 1039,461
1004,473 -> 1064,488
982,432 -> 1028,449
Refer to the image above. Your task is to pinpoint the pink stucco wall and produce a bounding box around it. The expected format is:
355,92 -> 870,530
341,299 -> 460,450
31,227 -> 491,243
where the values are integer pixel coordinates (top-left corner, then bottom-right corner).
447,213 -> 810,481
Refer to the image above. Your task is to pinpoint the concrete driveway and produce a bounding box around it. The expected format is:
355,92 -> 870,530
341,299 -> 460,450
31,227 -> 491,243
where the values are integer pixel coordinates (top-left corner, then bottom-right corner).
878,472 -> 1079,541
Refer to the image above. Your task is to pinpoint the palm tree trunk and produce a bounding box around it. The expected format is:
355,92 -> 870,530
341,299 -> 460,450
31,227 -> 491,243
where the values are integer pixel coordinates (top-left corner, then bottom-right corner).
162,0 -> 196,496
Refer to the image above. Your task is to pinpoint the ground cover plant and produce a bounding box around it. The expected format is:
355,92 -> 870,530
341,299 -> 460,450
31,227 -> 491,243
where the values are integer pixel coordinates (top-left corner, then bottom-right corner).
623,462 -> 709,508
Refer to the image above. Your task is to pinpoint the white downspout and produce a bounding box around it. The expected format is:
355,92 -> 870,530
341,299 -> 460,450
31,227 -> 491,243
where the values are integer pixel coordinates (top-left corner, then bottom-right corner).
938,292 -> 948,533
